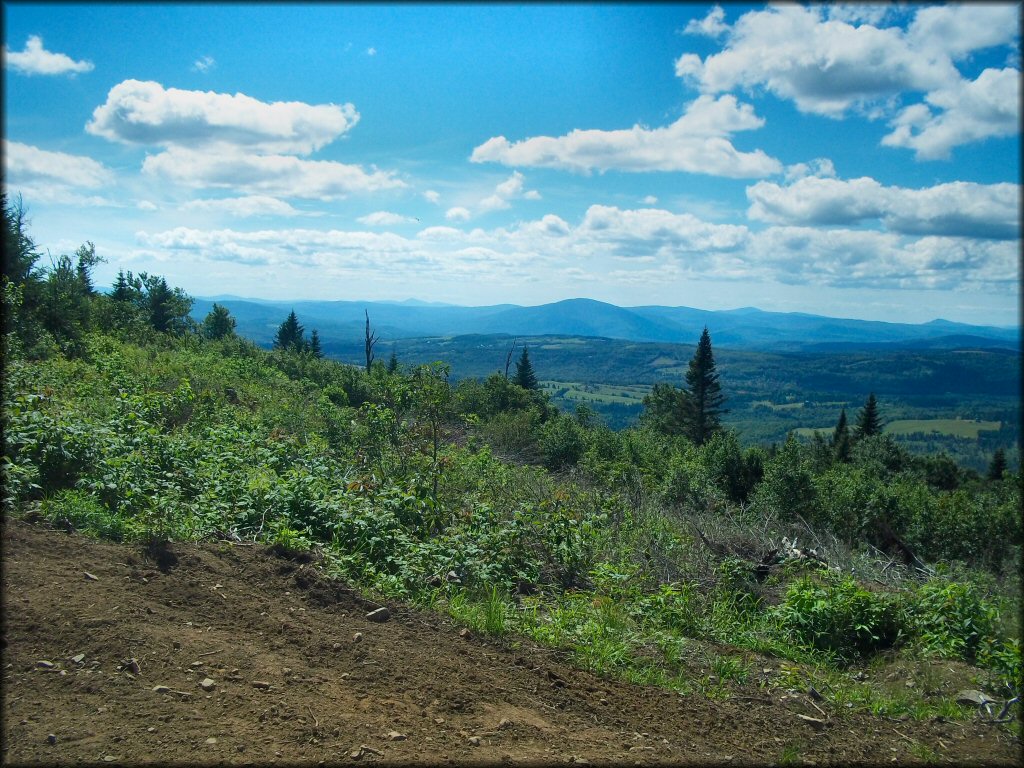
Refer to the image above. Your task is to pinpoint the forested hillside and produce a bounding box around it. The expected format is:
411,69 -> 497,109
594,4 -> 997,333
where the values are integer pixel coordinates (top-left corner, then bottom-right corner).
3,194 -> 1021,736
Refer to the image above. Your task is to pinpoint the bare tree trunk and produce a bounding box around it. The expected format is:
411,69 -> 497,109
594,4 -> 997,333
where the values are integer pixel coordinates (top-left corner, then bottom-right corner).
504,338 -> 517,378
364,310 -> 378,373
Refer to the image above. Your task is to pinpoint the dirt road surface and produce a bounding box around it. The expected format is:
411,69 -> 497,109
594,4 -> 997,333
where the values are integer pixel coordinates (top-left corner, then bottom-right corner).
2,518 -> 1019,765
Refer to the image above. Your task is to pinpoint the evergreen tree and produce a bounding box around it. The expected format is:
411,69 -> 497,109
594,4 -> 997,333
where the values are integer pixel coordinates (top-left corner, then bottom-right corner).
143,274 -> 193,334
988,448 -> 1007,481
682,326 -> 726,446
274,310 -> 305,351
832,407 -> 852,462
387,349 -> 399,373
202,303 -> 236,340
855,393 -> 883,438
309,328 -> 323,358
514,346 -> 538,390
641,382 -> 688,435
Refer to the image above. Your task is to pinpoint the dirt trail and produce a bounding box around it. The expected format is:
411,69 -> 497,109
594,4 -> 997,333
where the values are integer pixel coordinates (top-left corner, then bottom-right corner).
2,518 -> 1019,765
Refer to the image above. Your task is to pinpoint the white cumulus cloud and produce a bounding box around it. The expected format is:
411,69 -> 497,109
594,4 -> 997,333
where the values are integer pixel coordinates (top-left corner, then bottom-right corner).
357,211 -> 416,226
3,35 -> 93,76
192,55 -> 216,73
445,207 -> 471,222
471,95 -> 780,178
676,3 -> 1020,157
747,176 -> 1020,239
4,139 -> 112,189
142,147 -> 405,199
87,80 -> 358,154
181,195 -> 314,218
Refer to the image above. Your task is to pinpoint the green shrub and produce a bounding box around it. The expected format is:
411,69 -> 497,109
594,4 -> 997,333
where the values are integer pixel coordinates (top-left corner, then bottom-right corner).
774,574 -> 905,662
40,489 -> 127,541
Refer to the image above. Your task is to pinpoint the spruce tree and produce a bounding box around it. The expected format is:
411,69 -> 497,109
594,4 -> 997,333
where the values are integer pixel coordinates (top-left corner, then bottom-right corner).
682,326 -> 726,446
832,407 -> 852,462
514,346 -> 538,390
988,448 -> 1007,481
855,393 -> 883,438
309,328 -> 323,358
274,310 -> 305,351
202,303 -> 236,340
387,349 -> 399,373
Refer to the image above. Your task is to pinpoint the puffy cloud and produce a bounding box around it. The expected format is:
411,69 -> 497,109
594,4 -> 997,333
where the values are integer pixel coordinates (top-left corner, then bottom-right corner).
882,68 -> 1020,160
677,5 -> 953,116
423,189 -> 440,204
747,177 -> 1019,239
181,195 -> 315,218
357,211 -> 416,226
477,171 -> 540,213
4,139 -> 112,189
579,205 -> 750,256
677,4 -> 1020,156
88,80 -> 358,154
445,207 -> 471,222
192,55 -> 216,73
3,35 -> 93,76
471,95 -> 780,178
642,195 -> 658,205
142,147 -> 405,199
135,202 -> 1017,295
683,5 -> 729,39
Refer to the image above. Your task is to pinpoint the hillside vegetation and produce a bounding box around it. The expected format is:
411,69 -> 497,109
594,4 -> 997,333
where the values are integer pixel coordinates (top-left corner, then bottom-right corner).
3,194 -> 1021,737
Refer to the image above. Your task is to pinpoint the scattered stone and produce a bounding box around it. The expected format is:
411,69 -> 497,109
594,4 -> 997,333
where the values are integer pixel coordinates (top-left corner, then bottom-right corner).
332,643 -> 342,651
387,731 -> 407,741
205,737 -> 218,745
36,660 -> 55,669
365,607 -> 390,623
252,680 -> 271,690
468,736 -> 481,746
47,734 -> 57,745
445,570 -> 461,584
497,718 -> 514,730
102,756 -> 118,762
127,658 -> 141,675
84,572 -> 99,581
434,717 -> 445,724
152,685 -> 170,693
459,628 -> 471,639
353,632 -> 364,643
200,678 -> 216,691
147,727 -> 156,733
71,654 -> 85,664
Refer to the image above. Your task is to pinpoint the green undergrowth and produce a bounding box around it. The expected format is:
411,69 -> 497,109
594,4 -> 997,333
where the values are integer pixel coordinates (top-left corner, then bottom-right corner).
3,330 -> 1020,725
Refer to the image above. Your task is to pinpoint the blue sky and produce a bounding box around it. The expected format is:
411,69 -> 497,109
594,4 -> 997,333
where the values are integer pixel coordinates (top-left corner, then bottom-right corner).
3,2 -> 1020,325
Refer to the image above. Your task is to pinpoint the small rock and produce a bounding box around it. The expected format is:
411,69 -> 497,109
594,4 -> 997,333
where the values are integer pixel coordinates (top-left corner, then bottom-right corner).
47,734 -> 57,745
434,717 -> 445,724
103,756 -> 118,762
84,572 -> 99,581
205,737 -> 218,745
153,685 -> 171,693
468,736 -> 481,746
387,731 -> 407,741
459,628 -> 471,639
497,718 -> 514,730
365,607 -> 390,623
200,678 -> 216,691
252,680 -> 271,690
36,660 -> 55,669
445,570 -> 461,584
127,658 -> 141,675
71,654 -> 85,664
353,632 -> 364,643
147,727 -> 156,733
332,642 -> 342,650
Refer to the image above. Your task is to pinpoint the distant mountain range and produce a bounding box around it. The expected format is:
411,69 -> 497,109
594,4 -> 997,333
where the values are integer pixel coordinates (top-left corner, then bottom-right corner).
189,296 -> 1019,352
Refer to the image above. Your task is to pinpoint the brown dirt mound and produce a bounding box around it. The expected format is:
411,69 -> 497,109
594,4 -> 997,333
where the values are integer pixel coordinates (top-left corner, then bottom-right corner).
2,518 -> 1019,765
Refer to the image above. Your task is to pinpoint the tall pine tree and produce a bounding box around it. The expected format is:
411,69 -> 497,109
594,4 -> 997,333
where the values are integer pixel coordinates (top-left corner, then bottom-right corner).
309,328 -> 323,358
855,393 -> 883,438
832,407 -> 852,462
274,310 -> 305,351
682,326 -> 726,446
514,346 -> 538,390
202,303 -> 236,340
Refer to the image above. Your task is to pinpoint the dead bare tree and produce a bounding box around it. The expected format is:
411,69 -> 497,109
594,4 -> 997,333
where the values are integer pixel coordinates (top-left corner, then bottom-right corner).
503,338 -> 518,378
364,310 -> 378,373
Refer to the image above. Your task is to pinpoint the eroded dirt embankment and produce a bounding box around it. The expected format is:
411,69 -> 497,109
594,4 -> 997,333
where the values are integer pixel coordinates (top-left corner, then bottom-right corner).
2,518 -> 1019,765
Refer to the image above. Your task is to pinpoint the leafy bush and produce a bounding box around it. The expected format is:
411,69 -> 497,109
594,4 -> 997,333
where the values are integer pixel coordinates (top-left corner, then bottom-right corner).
774,574 -> 905,662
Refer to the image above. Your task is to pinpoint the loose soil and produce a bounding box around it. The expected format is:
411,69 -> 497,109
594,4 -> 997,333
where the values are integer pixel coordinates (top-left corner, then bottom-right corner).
2,518 -> 1019,765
